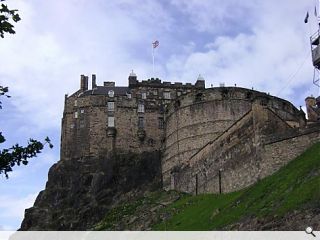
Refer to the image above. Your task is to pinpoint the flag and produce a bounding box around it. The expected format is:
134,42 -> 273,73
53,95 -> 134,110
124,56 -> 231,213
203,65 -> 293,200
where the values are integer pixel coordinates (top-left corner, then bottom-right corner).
152,40 -> 159,48
315,6 -> 318,17
305,11 -> 309,23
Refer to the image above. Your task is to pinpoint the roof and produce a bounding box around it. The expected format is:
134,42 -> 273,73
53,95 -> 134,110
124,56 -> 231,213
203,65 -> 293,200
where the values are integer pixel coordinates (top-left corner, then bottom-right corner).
80,86 -> 130,97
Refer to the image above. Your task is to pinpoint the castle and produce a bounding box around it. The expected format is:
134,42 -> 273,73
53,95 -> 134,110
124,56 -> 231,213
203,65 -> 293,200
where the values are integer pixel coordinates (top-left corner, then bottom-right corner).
61,72 -> 320,195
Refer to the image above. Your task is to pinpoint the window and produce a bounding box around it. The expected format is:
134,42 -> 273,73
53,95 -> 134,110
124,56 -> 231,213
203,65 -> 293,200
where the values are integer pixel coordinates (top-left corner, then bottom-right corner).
108,102 -> 114,111
127,92 -> 132,99
159,117 -> 164,129
142,92 -> 147,99
74,112 -> 78,118
153,90 -> 158,96
138,104 -> 145,113
164,91 -> 171,99
70,124 -> 75,129
108,90 -> 114,97
138,117 -> 144,128
80,109 -> 85,114
177,91 -> 181,97
74,100 -> 78,107
108,116 -> 115,127
80,120 -> 85,128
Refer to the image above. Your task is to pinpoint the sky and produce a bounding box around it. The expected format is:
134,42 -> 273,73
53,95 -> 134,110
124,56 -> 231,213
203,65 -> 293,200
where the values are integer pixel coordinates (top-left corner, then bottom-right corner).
0,0 -> 318,230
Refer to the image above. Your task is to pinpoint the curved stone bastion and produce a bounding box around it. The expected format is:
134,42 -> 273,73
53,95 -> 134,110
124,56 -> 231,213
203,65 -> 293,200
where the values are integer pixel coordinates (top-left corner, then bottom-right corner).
162,87 -> 306,191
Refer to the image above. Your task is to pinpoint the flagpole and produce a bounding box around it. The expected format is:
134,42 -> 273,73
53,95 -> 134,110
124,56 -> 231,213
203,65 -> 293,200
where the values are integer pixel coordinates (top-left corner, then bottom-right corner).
152,43 -> 155,77
151,40 -> 159,77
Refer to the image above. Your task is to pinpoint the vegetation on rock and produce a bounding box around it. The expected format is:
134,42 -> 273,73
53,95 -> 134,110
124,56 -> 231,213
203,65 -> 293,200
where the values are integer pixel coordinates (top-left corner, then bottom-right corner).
95,142 -> 320,230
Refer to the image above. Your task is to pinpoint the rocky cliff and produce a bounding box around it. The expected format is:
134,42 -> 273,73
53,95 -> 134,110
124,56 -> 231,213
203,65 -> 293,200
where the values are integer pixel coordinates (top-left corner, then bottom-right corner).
20,151 -> 161,230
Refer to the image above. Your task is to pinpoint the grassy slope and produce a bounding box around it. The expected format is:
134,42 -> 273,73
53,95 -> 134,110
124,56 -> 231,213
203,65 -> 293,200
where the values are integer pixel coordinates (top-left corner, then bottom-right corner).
153,142 -> 320,230
94,142 -> 320,230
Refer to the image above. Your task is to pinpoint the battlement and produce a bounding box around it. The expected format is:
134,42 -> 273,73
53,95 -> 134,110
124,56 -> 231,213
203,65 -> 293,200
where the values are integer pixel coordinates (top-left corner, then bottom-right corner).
128,76 -> 205,89
76,73 -> 205,94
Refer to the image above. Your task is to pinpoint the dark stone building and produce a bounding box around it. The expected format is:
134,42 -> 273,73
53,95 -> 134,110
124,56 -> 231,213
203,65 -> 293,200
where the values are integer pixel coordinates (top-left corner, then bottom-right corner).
61,72 -> 205,160
61,71 -> 320,194
20,72 -> 320,230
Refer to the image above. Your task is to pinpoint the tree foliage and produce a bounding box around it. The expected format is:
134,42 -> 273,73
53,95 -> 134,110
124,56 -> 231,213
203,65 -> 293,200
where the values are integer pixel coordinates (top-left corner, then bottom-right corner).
0,87 -> 53,178
0,0 -> 21,38
0,1 -> 53,178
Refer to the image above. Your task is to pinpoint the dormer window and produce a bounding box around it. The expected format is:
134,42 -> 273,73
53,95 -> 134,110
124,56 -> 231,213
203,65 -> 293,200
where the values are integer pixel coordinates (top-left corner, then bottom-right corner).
108,90 -> 114,97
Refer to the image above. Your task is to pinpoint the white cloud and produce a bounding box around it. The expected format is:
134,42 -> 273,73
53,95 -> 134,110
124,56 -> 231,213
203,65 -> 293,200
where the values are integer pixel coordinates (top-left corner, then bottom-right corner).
0,193 -> 37,230
0,0 -> 175,132
165,0 -> 316,106
169,0 -> 260,34
1,0 -> 316,130
0,225 -> 15,231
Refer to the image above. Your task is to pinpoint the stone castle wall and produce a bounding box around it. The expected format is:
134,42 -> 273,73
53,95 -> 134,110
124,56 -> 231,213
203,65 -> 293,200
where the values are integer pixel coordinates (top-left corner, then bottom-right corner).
260,124 -> 320,179
162,88 -> 303,190
168,101 -> 318,195
60,73 -> 316,196
60,74 -> 204,161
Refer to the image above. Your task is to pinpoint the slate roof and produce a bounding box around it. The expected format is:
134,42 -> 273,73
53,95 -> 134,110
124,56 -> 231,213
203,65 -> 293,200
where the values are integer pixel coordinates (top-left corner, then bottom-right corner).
80,86 -> 130,97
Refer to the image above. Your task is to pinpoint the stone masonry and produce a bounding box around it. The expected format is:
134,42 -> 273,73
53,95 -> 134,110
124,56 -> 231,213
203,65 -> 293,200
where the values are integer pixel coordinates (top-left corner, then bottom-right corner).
60,72 -> 204,161
60,72 -> 319,195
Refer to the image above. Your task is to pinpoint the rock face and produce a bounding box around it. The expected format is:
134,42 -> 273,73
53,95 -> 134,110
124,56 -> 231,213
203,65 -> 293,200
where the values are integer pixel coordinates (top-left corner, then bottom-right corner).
20,151 -> 161,230
226,207 -> 320,230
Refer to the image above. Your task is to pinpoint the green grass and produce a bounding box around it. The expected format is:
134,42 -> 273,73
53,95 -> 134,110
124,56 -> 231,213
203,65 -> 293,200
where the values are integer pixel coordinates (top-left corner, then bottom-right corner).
93,190 -> 185,230
153,142 -> 320,230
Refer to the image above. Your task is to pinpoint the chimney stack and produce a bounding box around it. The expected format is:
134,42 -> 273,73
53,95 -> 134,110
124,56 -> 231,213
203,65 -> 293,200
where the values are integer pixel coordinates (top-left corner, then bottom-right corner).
80,74 -> 88,91
92,74 -> 97,89
128,70 -> 137,87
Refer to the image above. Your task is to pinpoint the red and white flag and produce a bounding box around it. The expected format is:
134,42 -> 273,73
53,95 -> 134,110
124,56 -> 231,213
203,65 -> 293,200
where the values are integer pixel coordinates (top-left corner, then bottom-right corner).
152,40 -> 159,48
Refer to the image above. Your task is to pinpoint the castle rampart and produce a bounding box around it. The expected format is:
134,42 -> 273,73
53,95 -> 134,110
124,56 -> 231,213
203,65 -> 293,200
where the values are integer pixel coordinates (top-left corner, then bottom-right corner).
59,73 -> 317,196
167,100 -> 313,194
162,87 -> 303,190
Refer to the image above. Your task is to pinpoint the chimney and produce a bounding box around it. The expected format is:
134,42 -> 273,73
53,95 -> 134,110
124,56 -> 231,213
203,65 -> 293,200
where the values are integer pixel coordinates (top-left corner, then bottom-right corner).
80,75 -> 88,91
195,75 -> 205,89
128,70 -> 137,87
92,74 -> 97,89
103,81 -> 115,87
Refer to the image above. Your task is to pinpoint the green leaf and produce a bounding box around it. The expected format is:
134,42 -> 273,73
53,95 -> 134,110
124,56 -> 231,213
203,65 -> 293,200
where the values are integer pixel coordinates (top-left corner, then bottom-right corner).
0,132 -> 5,143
